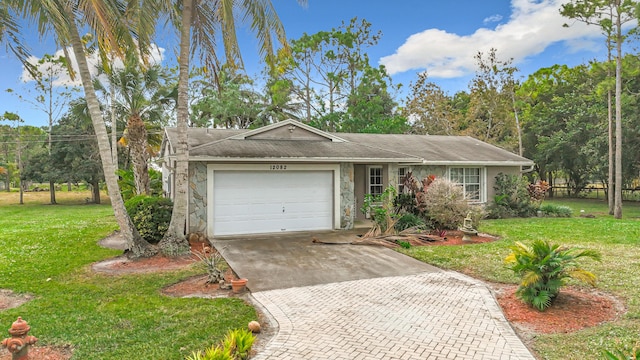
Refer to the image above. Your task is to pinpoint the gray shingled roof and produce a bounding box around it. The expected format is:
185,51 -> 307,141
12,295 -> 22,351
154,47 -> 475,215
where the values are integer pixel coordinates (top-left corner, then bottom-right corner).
163,124 -> 533,166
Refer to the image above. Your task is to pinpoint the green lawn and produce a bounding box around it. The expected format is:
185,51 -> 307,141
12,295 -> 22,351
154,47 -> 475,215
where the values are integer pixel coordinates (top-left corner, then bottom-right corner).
401,198 -> 640,359
0,191 -> 256,359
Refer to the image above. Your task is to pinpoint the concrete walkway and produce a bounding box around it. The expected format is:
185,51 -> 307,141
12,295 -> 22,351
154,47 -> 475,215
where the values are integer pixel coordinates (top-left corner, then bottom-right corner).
250,271 -> 536,360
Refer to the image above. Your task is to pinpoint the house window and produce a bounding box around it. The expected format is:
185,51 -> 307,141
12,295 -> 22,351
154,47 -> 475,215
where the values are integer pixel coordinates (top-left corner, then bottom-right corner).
368,166 -> 383,196
398,167 -> 408,193
450,167 -> 482,202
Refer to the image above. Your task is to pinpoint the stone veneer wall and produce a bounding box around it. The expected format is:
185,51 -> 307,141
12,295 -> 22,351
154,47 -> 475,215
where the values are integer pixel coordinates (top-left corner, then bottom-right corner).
409,165 -> 447,181
340,163 -> 355,229
188,162 -> 208,234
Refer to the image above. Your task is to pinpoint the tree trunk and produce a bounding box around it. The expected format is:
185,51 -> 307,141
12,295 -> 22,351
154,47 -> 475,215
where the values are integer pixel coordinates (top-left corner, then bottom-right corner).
66,8 -> 156,257
158,0 -> 192,256
613,10 -> 623,219
49,180 -> 57,204
607,35 -> 615,215
128,114 -> 150,195
511,93 -> 523,156
92,179 -> 101,204
17,129 -> 22,205
110,78 -> 119,167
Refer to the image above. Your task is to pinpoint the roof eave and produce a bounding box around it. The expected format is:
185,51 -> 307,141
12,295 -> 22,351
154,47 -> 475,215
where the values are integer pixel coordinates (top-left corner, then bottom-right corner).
184,156 -> 421,163
419,160 -> 535,166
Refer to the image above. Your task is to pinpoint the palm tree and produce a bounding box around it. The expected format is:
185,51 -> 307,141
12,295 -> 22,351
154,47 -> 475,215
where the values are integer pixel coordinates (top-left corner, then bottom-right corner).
8,0 -> 156,257
95,61 -> 176,195
147,0 -> 305,255
0,2 -> 33,75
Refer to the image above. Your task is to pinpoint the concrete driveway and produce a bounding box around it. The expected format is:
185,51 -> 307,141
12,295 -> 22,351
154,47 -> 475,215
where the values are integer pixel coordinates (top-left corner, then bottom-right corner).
211,230 -> 440,292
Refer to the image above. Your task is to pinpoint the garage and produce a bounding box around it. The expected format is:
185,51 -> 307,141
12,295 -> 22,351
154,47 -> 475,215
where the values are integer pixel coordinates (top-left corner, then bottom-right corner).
212,170 -> 334,236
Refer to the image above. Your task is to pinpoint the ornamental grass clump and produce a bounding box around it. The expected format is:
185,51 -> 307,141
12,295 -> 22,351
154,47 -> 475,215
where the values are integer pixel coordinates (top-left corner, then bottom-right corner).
505,239 -> 601,311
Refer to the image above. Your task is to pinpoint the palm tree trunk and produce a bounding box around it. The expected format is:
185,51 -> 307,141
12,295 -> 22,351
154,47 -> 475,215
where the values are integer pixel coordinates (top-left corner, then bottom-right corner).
66,7 -> 156,257
110,80 -> 119,167
128,114 -> 151,195
613,9 -> 623,219
158,0 -> 192,256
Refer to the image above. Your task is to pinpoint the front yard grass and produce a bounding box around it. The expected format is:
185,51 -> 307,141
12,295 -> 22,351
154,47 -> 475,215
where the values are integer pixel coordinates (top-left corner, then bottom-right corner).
401,198 -> 640,359
0,191 -> 256,359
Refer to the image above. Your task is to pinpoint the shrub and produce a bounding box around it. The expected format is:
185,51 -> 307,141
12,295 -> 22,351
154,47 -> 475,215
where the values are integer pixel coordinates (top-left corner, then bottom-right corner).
539,204 -> 572,217
223,328 -> 255,360
394,213 -> 426,232
117,168 -> 164,201
486,173 -> 537,218
192,246 -> 227,284
186,346 -> 233,360
505,240 -> 601,311
124,195 -> 173,244
421,178 -> 471,230
186,328 -> 255,360
361,186 -> 399,236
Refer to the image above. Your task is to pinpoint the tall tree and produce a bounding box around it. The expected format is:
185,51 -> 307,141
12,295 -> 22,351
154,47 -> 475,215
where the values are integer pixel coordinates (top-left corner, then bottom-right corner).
51,99 -> 104,203
13,53 -> 78,204
403,72 -> 457,135
190,65 -> 262,129
149,0 -> 304,255
8,0 -> 156,257
340,64 -> 408,134
519,64 -> 607,194
467,48 -> 520,152
278,17 -> 382,125
561,0 -> 637,218
95,60 -> 176,195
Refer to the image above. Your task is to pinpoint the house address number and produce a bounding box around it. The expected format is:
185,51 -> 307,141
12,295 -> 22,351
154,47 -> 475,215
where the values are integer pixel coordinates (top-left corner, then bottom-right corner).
269,164 -> 287,170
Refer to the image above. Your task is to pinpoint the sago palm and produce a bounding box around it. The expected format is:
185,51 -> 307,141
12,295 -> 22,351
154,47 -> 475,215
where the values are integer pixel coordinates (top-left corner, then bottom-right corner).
505,239 -> 601,311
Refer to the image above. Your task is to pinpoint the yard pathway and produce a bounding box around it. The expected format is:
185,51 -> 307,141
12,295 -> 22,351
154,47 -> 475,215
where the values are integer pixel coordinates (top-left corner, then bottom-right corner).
250,271 -> 535,360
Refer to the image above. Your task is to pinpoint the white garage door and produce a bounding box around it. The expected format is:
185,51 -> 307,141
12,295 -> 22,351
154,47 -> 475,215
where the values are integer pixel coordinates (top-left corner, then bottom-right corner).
213,170 -> 334,236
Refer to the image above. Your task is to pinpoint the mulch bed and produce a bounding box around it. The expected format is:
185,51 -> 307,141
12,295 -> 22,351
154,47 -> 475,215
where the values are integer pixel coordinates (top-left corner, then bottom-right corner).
492,283 -> 624,334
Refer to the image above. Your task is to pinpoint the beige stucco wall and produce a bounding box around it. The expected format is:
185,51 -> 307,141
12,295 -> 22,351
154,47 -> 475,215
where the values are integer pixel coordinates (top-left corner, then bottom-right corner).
486,166 -> 521,202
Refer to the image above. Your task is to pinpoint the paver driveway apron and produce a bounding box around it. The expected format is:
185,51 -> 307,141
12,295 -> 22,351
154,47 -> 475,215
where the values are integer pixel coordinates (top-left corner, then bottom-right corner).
214,233 -> 535,359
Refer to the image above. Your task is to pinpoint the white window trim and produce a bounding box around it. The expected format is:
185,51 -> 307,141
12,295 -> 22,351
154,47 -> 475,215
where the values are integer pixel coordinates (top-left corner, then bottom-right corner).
397,166 -> 409,193
448,167 -> 486,203
367,165 -> 383,196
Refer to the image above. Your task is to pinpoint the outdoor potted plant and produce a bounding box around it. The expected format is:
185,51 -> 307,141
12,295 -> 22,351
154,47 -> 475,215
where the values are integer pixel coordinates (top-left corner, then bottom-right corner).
231,278 -> 248,293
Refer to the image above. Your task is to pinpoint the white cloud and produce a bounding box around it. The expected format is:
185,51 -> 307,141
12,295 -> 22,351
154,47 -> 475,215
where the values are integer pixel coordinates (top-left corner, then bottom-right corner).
21,44 -> 165,86
380,0 -> 605,78
483,14 -> 503,24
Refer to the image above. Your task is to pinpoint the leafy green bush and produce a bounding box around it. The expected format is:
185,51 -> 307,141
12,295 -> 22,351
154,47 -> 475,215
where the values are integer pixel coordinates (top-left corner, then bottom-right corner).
394,213 -> 426,232
505,240 -> 601,311
539,204 -> 573,217
117,168 -> 163,201
124,195 -> 173,244
421,178 -> 471,230
486,173 -> 538,218
223,328 -> 255,360
361,186 -> 399,235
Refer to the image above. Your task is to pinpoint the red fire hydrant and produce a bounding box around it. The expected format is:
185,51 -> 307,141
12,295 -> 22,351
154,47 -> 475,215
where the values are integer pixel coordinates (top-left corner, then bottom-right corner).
1,317 -> 37,360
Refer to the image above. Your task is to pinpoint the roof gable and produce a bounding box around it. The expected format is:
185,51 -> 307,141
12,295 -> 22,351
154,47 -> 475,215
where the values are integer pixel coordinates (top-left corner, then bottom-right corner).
229,119 -> 346,142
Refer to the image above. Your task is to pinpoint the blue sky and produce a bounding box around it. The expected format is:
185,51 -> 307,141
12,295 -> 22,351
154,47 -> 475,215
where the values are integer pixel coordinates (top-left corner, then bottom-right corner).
0,0 -> 619,127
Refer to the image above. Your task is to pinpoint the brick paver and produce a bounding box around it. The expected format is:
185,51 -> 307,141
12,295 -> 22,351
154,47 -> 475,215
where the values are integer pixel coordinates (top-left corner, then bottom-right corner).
251,271 -> 535,360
